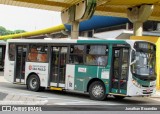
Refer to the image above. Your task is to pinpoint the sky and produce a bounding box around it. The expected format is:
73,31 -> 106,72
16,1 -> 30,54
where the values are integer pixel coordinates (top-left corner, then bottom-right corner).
0,4 -> 62,32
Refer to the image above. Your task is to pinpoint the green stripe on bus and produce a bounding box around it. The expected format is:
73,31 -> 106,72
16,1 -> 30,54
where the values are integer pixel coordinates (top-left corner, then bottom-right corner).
133,76 -> 150,86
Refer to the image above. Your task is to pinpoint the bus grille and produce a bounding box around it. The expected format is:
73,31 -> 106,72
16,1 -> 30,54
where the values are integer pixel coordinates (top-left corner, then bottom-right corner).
142,85 -> 154,87
143,89 -> 153,94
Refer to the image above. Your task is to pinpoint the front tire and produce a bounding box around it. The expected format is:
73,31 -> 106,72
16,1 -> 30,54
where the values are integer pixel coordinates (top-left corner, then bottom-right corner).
27,74 -> 41,92
89,81 -> 106,101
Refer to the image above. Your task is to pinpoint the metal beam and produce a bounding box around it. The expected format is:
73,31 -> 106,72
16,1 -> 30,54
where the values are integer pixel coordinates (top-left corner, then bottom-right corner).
13,0 -> 69,8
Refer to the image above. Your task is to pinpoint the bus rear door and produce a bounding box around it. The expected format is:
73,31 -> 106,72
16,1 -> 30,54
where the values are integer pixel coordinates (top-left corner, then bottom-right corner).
50,46 -> 68,88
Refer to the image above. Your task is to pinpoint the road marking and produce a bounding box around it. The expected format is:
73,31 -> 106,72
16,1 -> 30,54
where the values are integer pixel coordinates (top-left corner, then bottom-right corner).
54,101 -> 90,105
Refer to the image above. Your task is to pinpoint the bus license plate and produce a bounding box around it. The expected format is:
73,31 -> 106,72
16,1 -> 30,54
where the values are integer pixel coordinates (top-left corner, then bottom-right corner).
146,89 -> 150,93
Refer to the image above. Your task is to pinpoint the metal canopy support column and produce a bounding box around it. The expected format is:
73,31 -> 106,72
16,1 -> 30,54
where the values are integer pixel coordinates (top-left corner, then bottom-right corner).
71,21 -> 79,39
61,0 -> 96,39
133,22 -> 143,36
127,5 -> 154,36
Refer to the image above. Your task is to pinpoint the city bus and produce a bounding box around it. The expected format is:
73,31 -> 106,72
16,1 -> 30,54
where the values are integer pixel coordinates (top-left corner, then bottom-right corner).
0,40 -> 6,70
4,38 -> 156,100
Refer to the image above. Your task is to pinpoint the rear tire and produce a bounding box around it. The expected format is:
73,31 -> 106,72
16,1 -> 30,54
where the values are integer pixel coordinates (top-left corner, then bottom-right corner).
27,74 -> 41,92
89,81 -> 106,101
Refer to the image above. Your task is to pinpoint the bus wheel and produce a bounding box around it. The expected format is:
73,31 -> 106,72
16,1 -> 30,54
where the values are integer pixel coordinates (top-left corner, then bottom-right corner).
89,81 -> 106,101
113,95 -> 125,100
27,74 -> 40,92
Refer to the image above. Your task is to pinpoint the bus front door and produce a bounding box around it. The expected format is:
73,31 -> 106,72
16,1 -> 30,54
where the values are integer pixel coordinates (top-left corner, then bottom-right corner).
15,45 -> 27,83
50,46 -> 67,88
111,47 -> 129,95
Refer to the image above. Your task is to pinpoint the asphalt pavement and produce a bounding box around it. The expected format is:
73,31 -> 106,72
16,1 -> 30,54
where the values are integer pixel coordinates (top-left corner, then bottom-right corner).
0,71 -> 160,107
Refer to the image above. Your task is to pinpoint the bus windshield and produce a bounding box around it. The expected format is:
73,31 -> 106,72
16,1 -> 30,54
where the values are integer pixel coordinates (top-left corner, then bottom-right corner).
132,42 -> 156,80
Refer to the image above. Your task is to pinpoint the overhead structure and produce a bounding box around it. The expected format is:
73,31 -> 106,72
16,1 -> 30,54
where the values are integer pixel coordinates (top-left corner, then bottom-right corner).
61,0 -> 96,39
1,0 -> 160,37
1,0 -> 160,20
127,5 -> 154,36
0,16 -> 128,40
65,15 -> 129,32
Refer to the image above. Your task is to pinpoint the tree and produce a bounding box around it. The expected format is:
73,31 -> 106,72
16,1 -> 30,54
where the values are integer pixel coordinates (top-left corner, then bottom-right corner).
0,26 -> 7,35
0,26 -> 26,36
14,30 -> 26,34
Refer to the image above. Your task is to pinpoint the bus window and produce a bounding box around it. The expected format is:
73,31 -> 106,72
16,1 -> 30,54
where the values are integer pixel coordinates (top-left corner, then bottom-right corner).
28,45 -> 48,62
37,47 -> 48,62
69,45 -> 84,64
86,45 -> 108,66
28,46 -> 38,62
9,44 -> 15,61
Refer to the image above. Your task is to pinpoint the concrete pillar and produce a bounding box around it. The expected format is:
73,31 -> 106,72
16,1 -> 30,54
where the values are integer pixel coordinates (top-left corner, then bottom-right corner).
127,5 -> 154,36
71,21 -> 79,39
133,22 -> 143,36
61,0 -> 96,39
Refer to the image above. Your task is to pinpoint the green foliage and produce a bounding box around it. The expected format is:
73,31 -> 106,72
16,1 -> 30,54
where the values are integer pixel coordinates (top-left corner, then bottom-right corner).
0,26 -> 26,36
0,26 -> 7,35
14,30 -> 26,34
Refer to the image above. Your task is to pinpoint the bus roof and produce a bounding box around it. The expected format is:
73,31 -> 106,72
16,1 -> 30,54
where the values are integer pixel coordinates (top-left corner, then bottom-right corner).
6,37 -> 151,44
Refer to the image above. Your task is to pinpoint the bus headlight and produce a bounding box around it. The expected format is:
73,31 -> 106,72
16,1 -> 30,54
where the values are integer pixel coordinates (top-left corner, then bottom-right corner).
132,79 -> 141,88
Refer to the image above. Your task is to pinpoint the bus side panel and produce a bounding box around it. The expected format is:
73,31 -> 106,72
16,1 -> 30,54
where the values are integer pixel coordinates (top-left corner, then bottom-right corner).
4,61 -> 15,83
25,62 -> 49,87
74,65 -> 110,93
74,65 -> 98,92
65,64 -> 75,90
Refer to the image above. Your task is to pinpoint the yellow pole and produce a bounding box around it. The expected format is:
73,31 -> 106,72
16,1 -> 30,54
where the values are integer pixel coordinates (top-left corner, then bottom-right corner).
0,24 -> 65,40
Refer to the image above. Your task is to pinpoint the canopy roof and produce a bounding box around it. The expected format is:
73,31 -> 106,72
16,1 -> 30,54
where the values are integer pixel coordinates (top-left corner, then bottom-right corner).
1,0 -> 160,20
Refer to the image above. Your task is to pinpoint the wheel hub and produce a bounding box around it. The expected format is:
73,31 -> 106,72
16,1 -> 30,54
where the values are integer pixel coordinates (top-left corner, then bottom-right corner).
92,85 -> 104,97
30,78 -> 37,89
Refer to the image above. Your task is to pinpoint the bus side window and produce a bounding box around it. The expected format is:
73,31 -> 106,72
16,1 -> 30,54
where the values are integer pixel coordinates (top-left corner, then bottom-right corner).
28,45 -> 48,62
37,53 -> 47,62
9,44 -> 15,61
37,47 -> 48,62
28,47 -> 38,62
69,45 -> 84,64
86,45 -> 108,66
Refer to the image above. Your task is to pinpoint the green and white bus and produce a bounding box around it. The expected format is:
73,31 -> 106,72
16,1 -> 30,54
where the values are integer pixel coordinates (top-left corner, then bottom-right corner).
4,38 -> 156,100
